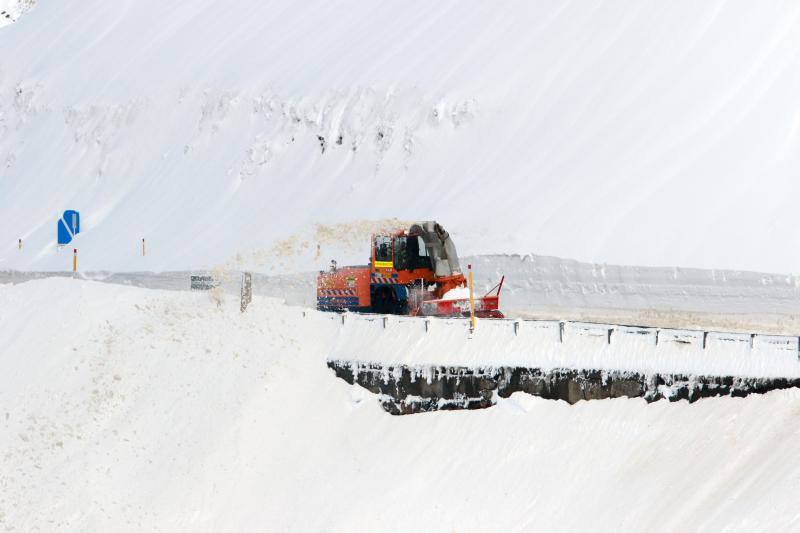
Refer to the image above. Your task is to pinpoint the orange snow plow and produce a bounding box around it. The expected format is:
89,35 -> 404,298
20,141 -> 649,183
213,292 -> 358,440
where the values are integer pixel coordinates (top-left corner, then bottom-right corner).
317,221 -> 504,318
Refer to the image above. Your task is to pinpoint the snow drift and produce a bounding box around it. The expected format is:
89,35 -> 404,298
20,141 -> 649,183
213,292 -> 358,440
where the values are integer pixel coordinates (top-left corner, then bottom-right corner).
1,1 -> 800,273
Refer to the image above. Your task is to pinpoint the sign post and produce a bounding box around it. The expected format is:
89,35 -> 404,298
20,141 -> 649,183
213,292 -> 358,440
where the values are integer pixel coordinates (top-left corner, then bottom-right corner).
468,264 -> 476,333
56,210 -> 81,271
241,272 -> 253,312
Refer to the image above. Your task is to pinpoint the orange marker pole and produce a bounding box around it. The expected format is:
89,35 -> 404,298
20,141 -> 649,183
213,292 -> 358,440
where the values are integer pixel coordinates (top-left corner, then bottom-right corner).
73,248 -> 77,273
468,264 -> 476,333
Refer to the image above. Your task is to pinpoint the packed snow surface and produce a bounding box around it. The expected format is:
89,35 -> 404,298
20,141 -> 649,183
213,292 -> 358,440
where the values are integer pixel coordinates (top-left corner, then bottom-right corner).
3,279 -> 800,532
2,1 -> 800,273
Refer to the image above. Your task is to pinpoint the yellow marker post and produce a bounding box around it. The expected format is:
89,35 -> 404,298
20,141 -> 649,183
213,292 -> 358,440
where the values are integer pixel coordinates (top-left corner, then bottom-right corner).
468,264 -> 476,333
72,248 -> 77,273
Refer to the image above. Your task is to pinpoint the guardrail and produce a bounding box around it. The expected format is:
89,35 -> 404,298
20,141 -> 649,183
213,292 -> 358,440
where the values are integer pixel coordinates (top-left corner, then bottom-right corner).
319,311 -> 800,361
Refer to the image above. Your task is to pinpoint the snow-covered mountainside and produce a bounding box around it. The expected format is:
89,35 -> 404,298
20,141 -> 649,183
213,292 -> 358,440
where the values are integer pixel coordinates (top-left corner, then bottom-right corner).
5,5 -> 800,531
1,2 -> 800,273
0,0 -> 35,27
3,279 -> 800,531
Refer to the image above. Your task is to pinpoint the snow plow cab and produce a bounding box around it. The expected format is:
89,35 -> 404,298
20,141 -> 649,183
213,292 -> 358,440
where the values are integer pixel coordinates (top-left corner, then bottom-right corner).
316,221 -> 504,318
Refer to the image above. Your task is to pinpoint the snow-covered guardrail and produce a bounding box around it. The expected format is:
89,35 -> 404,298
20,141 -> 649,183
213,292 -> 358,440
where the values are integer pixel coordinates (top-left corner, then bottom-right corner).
322,312 -> 800,379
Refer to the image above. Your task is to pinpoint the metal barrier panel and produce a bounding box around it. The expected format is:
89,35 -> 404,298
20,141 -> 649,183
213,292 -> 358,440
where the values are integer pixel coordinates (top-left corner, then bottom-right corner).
614,325 -> 658,347
657,329 -> 705,348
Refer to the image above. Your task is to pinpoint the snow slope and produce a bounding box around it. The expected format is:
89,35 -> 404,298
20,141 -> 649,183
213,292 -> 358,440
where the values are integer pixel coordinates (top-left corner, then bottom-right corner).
1,1 -> 800,273
2,279 -> 800,532
0,0 -> 34,28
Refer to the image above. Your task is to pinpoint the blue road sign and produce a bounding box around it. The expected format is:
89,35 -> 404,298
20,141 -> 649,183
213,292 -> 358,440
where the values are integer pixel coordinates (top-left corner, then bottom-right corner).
57,210 -> 80,245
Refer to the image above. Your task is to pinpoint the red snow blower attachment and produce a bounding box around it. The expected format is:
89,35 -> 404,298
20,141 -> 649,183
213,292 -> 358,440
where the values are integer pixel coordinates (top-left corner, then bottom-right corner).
416,275 -> 505,318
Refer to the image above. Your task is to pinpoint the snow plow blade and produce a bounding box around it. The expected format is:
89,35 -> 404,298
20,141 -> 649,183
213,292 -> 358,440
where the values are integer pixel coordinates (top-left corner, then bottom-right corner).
416,277 -> 505,318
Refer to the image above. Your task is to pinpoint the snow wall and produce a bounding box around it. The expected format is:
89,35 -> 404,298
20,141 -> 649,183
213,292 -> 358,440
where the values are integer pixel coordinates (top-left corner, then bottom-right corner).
329,362 -> 800,414
327,313 -> 800,412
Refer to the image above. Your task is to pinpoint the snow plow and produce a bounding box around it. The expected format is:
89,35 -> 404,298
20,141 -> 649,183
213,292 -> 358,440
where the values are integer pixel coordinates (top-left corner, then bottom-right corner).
317,221 -> 504,318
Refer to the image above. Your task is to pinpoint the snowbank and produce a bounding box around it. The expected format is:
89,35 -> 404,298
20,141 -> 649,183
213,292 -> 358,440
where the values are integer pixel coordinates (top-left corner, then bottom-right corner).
329,313 -> 800,378
3,279 -> 800,531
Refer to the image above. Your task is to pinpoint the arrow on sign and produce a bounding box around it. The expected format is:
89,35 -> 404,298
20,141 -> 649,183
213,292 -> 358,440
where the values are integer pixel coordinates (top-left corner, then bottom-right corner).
57,210 -> 80,245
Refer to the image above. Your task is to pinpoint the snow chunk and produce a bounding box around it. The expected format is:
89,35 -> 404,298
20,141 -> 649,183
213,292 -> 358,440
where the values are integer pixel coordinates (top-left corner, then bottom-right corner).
441,286 -> 471,300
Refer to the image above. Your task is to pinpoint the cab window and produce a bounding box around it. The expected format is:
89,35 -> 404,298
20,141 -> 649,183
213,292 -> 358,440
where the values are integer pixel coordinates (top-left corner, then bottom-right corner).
374,236 -> 392,265
394,235 -> 432,271
394,237 -> 409,270
415,236 -> 429,257
412,235 -> 432,270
